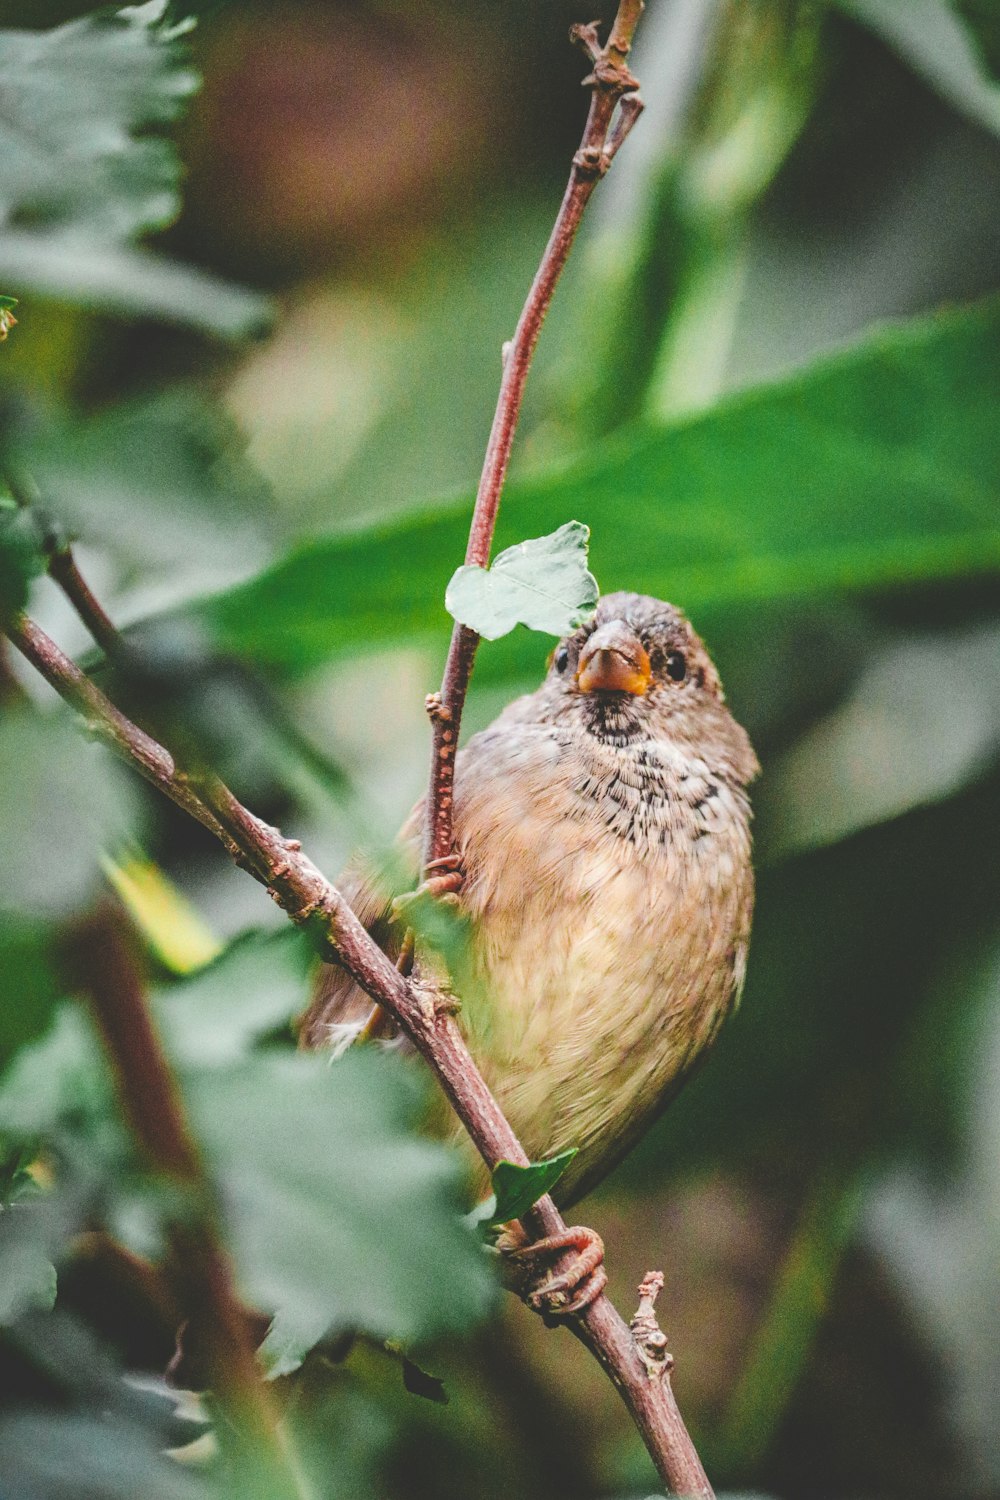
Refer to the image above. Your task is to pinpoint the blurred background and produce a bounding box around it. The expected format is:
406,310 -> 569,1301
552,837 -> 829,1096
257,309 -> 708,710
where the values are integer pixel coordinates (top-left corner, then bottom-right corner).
1,1 -> 1000,1496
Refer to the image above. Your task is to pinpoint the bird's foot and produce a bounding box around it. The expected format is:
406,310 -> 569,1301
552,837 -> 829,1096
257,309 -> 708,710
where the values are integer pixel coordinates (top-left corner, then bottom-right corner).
391,854 -> 465,922
497,1223 -> 607,1317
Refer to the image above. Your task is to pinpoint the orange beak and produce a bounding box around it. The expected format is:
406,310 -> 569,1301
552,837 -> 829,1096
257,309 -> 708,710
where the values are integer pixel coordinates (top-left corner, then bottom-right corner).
576,621 -> 651,696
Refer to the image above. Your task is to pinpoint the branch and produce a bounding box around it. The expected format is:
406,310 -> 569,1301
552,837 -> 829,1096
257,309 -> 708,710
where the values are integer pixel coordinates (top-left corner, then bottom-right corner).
6,606 -> 711,1498
66,911 -> 309,1500
3,9 -> 715,1491
424,5 -> 644,868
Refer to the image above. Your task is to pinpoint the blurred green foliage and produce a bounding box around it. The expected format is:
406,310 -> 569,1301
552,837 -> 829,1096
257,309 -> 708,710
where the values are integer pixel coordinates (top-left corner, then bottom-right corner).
1,0 -> 1000,1497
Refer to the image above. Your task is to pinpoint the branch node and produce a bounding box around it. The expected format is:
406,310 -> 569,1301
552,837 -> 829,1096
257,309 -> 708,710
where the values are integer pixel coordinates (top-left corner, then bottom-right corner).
572,144 -> 608,179
425,691 -> 453,725
630,1270 -> 673,1379
569,20 -> 603,63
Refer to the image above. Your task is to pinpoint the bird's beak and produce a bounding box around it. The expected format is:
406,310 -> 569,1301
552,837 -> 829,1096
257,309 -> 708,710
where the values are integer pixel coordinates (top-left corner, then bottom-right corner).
577,621 -> 651,696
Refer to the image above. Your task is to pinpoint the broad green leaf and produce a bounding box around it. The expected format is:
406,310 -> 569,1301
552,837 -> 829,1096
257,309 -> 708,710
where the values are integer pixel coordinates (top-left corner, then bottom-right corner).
184,1050 -> 495,1376
0,3 -> 270,336
0,3 -> 196,243
445,522 -> 598,641
0,1202 -> 57,1323
7,391 -> 275,577
0,1412 -> 205,1500
0,498 -> 44,626
179,299 -> 1000,676
155,929 -> 312,1067
0,710 -> 139,920
835,0 -> 1000,136
488,1150 -> 577,1227
0,238 -> 271,339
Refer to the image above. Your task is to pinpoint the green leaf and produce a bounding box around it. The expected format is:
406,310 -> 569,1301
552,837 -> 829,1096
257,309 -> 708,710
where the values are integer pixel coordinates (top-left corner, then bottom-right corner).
0,2 -> 197,243
445,521 -> 598,641
0,498 -> 44,627
835,0 -> 1000,136
155,929 -> 311,1067
179,298 -> 1000,676
7,390 -> 275,576
0,3 -> 271,336
488,1150 -> 577,1227
0,1412 -> 205,1500
0,1203 -> 57,1323
0,238 -> 271,339
183,1050 -> 496,1377
0,710 -> 139,920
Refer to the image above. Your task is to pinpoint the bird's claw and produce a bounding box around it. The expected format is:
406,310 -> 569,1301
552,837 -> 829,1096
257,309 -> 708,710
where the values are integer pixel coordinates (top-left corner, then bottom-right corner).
498,1224 -> 607,1317
391,855 -> 465,923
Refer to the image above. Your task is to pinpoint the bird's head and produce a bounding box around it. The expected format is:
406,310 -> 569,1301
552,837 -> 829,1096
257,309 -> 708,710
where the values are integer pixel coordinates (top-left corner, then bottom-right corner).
539,592 -> 758,779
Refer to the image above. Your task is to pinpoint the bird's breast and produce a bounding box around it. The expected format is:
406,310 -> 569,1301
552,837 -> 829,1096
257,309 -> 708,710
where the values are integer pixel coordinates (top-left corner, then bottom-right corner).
449,724 -> 753,1201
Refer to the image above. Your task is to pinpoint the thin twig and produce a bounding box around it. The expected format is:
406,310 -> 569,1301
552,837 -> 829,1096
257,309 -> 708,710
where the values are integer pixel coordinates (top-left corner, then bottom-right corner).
6,607 -> 712,1497
66,911 -> 310,1500
423,5 -> 644,869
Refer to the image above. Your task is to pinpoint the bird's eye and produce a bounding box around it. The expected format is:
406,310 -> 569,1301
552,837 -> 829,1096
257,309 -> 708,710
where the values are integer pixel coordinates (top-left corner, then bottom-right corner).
553,646 -> 570,674
665,650 -> 687,682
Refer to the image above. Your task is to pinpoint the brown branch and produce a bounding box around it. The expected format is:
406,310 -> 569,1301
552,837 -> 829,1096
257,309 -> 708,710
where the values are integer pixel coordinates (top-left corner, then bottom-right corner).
65,911 -> 309,1500
2,10 -> 715,1491
6,607 -> 712,1497
424,6 -> 644,869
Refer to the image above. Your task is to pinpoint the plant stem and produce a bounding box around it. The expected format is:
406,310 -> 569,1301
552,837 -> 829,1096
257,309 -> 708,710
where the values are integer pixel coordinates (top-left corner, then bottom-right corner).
424,5 -> 644,868
67,912 -> 310,1500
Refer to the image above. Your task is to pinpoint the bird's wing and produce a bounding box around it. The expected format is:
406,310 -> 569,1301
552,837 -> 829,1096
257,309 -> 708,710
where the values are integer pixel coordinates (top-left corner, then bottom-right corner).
296,803 -> 423,1049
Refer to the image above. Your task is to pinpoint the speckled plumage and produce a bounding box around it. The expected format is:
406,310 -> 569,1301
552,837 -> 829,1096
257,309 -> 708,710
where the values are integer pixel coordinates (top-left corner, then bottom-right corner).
301,593 -> 758,1208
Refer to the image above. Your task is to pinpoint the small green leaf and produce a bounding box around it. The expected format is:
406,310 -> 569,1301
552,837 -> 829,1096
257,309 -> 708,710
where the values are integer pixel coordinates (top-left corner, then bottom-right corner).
489,1149 -> 578,1227
445,521 -> 599,641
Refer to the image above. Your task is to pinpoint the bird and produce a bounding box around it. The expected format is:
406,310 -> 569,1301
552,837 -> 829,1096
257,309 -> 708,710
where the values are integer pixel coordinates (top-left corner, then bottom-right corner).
299,591 -> 758,1303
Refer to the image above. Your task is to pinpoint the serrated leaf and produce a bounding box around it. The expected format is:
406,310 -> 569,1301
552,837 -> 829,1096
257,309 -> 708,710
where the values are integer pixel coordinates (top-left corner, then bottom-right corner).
0,500 -> 44,626
0,710 -> 139,920
445,521 -> 598,641
155,929 -> 311,1067
0,5 -> 197,245
488,1150 -> 577,1227
0,5 -> 271,336
180,298 -> 1000,675
183,1050 -> 495,1377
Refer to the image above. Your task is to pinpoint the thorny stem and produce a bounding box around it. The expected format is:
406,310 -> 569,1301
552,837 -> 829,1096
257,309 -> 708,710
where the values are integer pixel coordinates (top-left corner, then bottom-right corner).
67,912 -> 310,1500
424,5 -> 644,870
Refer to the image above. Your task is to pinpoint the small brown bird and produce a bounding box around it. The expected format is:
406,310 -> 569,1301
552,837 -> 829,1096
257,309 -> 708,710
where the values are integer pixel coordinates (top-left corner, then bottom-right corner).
301,592 -> 758,1225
